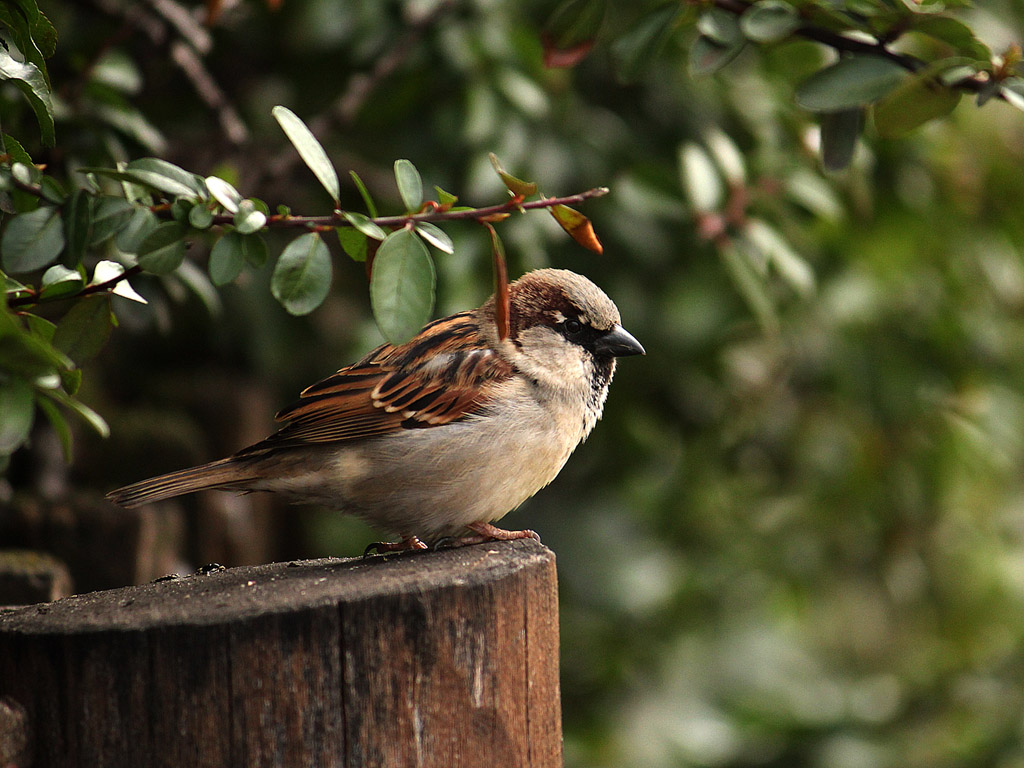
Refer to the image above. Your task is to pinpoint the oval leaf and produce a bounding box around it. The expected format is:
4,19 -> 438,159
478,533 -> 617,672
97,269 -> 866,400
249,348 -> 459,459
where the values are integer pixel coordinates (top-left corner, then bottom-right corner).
271,232 -> 332,316
137,222 -> 187,274
873,72 -> 961,139
689,34 -> 745,76
52,295 -> 114,366
1,206 -> 64,273
241,233 -> 269,268
39,264 -> 84,300
370,228 -> 436,344
209,231 -> 246,286
740,1 -> 800,43
820,109 -> 862,171
205,175 -> 242,213
115,208 -> 159,254
89,197 -> 135,245
697,8 -> 742,47
272,106 -> 341,205
0,377 -> 34,454
796,55 -> 908,112
343,211 -> 387,240
414,222 -> 454,254
337,227 -> 368,262
233,200 -> 267,235
64,190 -> 94,265
394,159 -> 423,212
127,158 -> 206,199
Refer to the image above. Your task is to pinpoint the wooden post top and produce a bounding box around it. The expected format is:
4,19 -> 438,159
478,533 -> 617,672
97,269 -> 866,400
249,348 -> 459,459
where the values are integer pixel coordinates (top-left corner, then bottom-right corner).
0,539 -> 563,768
0,538 -> 553,634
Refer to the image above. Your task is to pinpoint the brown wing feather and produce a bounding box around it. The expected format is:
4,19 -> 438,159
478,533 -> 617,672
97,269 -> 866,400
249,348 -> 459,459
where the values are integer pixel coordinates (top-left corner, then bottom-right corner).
246,311 -> 513,449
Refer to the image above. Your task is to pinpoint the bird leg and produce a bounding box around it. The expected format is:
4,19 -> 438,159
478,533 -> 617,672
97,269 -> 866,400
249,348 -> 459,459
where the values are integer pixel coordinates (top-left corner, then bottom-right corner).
437,521 -> 541,548
363,534 -> 429,556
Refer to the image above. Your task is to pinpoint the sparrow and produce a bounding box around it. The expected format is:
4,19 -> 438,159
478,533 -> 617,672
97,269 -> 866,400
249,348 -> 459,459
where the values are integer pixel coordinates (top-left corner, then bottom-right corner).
106,268 -> 645,551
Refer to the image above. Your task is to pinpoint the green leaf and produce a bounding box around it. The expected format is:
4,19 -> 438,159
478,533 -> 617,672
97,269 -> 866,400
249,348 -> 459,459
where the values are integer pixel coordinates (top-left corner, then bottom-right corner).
913,16 -> 990,62
820,109 -> 862,171
740,0 -> 801,43
488,153 -> 538,198
873,72 -> 961,139
350,170 -> 378,217
414,222 -> 454,254
205,175 -> 242,213
64,190 -> 94,265
0,315 -> 71,379
271,232 -> 332,316
89,197 -> 135,245
31,10 -> 58,59
209,231 -> 246,285
0,46 -> 54,146
241,233 -> 268,268
115,208 -> 159,253
170,199 -> 193,224
697,8 -> 743,47
39,264 -> 84,300
36,395 -> 73,461
343,211 -> 387,240
795,55 -> 908,112
434,186 -> 459,207
42,386 -> 109,439
136,222 -> 187,274
689,35 -> 745,76
52,295 -> 114,366
233,200 -> 267,234
1,133 -> 33,167
37,175 -> 64,205
92,260 -> 147,304
337,227 -> 368,262
0,376 -> 34,454
394,159 -> 424,212
272,105 -> 341,204
126,158 -> 206,199
1,206 -> 64,273
370,228 -> 436,344
188,205 -> 215,230
23,313 -> 55,342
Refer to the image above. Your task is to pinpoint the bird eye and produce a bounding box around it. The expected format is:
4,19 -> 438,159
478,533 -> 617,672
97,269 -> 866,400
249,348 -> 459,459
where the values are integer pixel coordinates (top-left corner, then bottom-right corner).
563,318 -> 584,338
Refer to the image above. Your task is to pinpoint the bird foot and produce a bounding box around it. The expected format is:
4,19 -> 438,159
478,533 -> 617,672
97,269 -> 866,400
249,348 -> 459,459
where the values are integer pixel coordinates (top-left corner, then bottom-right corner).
364,535 -> 429,556
436,521 -> 541,549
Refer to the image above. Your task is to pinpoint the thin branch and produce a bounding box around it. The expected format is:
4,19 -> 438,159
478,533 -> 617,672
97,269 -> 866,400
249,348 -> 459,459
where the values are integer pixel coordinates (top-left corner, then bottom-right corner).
7,266 -> 143,309
3,184 -> 609,308
233,187 -> 611,230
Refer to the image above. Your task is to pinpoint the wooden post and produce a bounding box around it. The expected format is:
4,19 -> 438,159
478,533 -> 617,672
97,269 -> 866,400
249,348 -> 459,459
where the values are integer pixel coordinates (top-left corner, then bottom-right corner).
0,539 -> 561,768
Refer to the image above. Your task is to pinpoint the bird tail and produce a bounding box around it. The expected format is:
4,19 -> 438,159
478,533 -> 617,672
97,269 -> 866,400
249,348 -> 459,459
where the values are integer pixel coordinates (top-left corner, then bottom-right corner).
105,457 -> 258,509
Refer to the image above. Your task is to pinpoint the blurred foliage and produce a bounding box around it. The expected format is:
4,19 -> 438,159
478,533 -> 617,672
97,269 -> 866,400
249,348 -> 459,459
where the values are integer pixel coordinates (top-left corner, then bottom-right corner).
5,0 -> 1024,766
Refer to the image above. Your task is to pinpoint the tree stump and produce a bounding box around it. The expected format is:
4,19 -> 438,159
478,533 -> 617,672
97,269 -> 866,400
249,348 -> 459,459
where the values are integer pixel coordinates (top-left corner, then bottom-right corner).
0,539 -> 561,768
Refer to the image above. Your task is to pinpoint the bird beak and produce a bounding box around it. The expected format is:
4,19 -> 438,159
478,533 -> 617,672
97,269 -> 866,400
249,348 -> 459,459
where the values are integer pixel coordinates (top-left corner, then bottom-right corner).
593,324 -> 645,357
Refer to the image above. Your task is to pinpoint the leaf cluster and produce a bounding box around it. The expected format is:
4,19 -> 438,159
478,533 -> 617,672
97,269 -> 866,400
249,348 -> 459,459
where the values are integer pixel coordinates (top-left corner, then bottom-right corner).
545,0 -> 1023,169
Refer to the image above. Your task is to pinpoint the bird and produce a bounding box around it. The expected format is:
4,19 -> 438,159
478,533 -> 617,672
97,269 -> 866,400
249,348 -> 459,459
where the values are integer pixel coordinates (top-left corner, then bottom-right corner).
106,268 -> 645,552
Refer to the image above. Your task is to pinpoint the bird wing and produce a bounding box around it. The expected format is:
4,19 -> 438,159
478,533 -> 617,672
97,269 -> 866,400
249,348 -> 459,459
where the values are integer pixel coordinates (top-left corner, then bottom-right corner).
252,312 -> 514,447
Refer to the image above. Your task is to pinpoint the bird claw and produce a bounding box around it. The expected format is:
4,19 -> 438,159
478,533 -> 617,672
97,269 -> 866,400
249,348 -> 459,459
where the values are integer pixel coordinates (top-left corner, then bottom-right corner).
363,535 -> 429,556
435,522 -> 542,548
